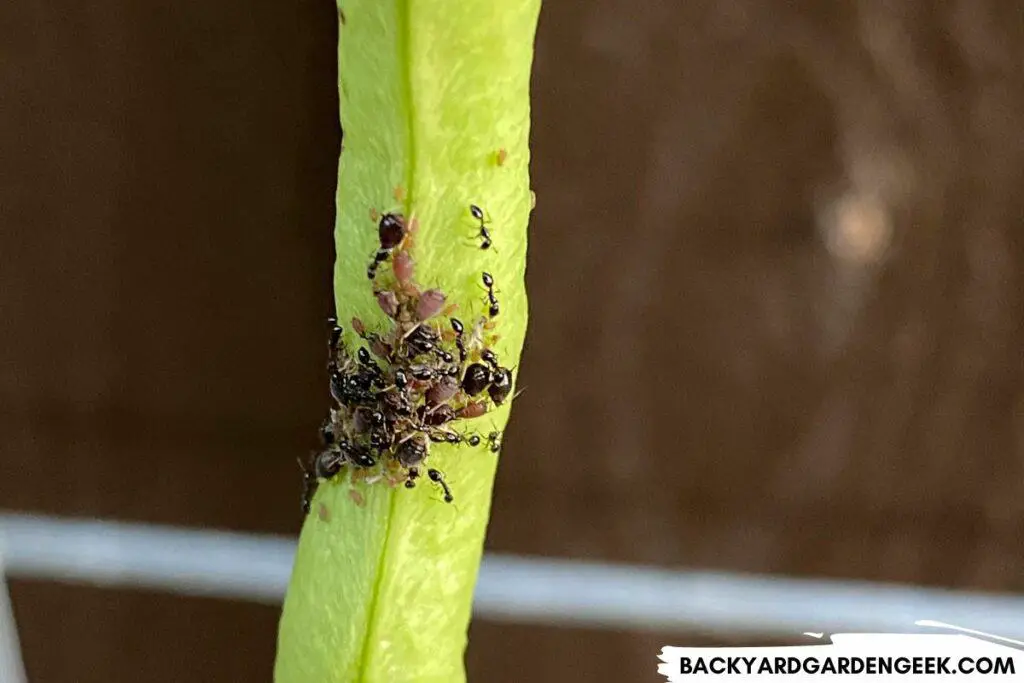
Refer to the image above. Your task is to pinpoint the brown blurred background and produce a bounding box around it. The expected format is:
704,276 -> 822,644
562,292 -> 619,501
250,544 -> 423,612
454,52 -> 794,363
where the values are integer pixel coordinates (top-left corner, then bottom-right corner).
3,0 -> 1024,681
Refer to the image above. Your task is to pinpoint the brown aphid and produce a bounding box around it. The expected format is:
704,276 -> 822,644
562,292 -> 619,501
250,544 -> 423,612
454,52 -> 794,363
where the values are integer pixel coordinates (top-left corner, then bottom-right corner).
393,250 -> 415,285
376,290 -> 399,318
318,503 -> 331,522
426,376 -> 459,406
369,207 -> 380,223
417,289 -> 447,321
496,148 -> 507,166
349,489 -> 366,507
370,337 -> 392,360
393,185 -> 406,202
459,400 -> 489,419
530,190 -> 536,210
423,404 -> 457,427
352,317 -> 366,337
395,434 -> 428,467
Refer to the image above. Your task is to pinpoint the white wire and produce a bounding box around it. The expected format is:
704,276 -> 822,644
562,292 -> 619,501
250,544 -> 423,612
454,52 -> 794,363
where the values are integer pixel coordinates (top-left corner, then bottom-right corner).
0,553 -> 28,683
2,512 -> 1024,638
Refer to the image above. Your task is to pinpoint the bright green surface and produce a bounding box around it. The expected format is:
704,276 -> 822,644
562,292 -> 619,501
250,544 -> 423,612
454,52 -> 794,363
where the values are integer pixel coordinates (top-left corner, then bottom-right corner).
274,0 -> 540,681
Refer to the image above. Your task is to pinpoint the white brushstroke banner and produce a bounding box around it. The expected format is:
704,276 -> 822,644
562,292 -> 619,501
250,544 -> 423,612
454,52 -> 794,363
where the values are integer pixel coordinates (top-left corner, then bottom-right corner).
658,625 -> 1024,682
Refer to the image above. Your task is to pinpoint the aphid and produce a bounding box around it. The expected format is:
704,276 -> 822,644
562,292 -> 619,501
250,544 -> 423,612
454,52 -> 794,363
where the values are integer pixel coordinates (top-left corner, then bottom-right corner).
434,348 -> 454,364
486,431 -> 502,453
382,390 -> 413,417
496,148 -> 507,166
428,468 -> 454,503
482,272 -> 500,318
450,318 -> 467,362
393,250 -> 415,284
487,367 -> 513,405
315,450 -> 343,480
370,337 -> 392,360
467,434 -> 482,447
458,400 -> 489,419
417,289 -> 447,321
422,404 -> 457,427
318,502 -> 331,521
367,248 -> 389,279
351,317 -> 366,337
357,347 -> 372,365
378,212 -> 407,250
426,376 -> 459,406
461,363 -> 492,396
376,290 -> 399,318
394,369 -> 409,389
395,434 -> 428,468
470,205 -> 492,250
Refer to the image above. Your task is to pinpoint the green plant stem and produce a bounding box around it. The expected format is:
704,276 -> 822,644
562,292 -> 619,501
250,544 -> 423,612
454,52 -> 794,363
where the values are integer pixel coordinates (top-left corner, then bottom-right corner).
274,0 -> 540,681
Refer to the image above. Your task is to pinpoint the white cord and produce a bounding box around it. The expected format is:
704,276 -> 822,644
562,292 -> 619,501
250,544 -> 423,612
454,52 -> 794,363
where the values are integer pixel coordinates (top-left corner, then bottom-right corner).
2,512 -> 1023,638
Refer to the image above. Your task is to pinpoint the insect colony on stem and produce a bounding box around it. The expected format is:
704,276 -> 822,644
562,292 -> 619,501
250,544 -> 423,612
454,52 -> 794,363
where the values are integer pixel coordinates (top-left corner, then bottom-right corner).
300,203 -> 516,512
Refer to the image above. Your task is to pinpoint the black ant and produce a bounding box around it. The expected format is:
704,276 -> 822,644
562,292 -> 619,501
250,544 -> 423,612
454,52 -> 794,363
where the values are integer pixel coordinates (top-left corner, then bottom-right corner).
378,212 -> 407,249
328,318 -> 343,361
299,457 -> 318,515
315,450 -> 344,480
488,367 -> 513,405
450,318 -> 467,363
481,272 -> 499,318
486,430 -> 502,453
470,205 -> 492,250
461,362 -> 491,396
404,467 -> 420,489
428,468 -> 454,503
480,348 -> 499,371
367,248 -> 389,280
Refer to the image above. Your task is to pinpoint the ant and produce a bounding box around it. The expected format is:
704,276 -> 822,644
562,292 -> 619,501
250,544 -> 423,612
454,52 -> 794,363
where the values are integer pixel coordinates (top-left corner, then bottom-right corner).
299,457 -> 318,515
315,450 -> 344,480
461,362 -> 491,396
481,272 -> 499,318
328,318 -> 343,360
367,248 -> 389,280
488,367 -> 513,405
450,318 -> 467,363
404,467 -> 420,489
470,205 -> 492,250
378,212 -> 407,250
428,468 -> 454,503
486,430 -> 502,453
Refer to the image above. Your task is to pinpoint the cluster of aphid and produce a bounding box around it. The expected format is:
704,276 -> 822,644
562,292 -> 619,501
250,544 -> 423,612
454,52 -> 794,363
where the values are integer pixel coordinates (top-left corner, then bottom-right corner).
300,204 -> 514,514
